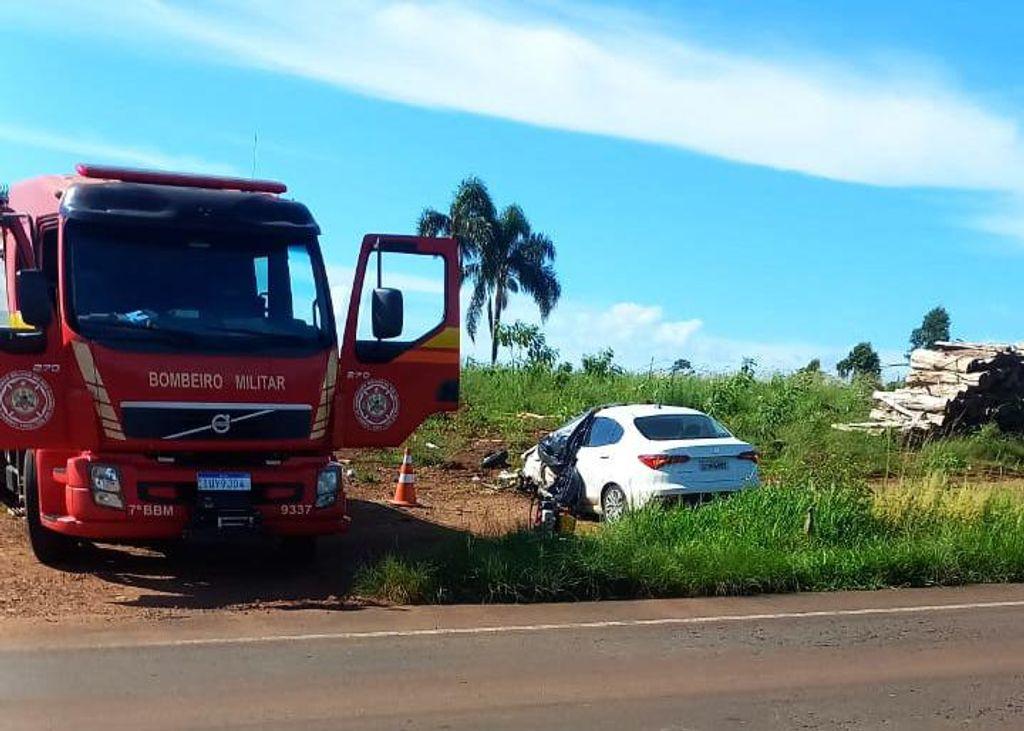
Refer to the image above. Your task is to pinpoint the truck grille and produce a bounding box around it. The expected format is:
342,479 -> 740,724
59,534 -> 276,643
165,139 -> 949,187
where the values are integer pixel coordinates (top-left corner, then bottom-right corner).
138,481 -> 303,505
120,402 -> 312,441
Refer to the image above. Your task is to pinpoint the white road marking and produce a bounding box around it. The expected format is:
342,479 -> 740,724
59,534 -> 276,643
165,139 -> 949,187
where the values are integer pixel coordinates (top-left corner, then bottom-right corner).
16,598 -> 1024,652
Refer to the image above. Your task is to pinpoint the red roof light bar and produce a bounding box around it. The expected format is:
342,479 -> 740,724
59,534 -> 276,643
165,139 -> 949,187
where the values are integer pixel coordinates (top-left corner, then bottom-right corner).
75,163 -> 287,194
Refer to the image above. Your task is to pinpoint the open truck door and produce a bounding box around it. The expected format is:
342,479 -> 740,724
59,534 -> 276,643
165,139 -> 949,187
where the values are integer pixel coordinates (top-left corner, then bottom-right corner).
333,235 -> 460,448
0,206 -> 69,452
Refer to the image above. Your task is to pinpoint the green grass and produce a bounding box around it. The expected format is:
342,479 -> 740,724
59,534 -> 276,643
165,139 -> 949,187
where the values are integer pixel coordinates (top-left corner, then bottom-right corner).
352,366 -> 1024,605
355,482 -> 1024,604
407,366 -> 1024,481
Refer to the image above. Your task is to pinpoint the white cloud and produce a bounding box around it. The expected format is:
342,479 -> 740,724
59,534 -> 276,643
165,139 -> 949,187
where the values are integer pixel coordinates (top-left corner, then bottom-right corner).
20,0 -> 1024,201
975,195 -> 1024,242
453,296 -> 914,376
458,295 -> 834,373
327,274 -> 896,375
0,124 -> 236,175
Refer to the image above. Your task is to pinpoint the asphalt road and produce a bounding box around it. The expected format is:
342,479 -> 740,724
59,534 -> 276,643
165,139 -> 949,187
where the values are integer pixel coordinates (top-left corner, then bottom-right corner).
4,585 -> 1024,730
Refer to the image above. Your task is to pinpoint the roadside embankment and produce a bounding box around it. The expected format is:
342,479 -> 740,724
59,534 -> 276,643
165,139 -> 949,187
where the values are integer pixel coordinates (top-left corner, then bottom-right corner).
356,481 -> 1024,604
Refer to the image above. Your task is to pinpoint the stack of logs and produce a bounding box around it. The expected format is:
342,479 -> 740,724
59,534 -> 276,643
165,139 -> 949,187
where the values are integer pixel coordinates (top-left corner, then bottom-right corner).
840,342 -> 1024,435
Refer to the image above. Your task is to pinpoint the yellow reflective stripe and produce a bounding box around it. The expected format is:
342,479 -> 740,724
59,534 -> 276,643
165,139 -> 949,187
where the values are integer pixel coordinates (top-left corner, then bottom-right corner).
310,352 -> 337,440
73,341 -> 126,435
7,311 -> 34,331
421,327 -> 459,350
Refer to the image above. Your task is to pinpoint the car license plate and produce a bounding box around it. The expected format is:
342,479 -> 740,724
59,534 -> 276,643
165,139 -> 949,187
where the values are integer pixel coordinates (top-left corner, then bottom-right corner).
700,458 -> 728,472
197,472 -> 252,492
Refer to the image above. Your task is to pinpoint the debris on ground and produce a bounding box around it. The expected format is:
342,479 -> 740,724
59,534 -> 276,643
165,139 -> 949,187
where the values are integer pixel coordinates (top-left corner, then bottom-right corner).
517,412 -> 551,420
480,449 -> 510,470
521,446 -> 557,490
837,342 -> 1024,434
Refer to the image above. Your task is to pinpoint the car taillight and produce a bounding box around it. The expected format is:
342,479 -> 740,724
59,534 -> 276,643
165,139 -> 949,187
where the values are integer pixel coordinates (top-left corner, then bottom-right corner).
638,454 -> 690,470
738,451 -> 760,464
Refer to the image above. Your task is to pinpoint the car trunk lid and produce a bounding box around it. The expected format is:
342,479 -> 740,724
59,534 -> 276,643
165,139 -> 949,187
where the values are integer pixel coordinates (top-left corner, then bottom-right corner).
643,438 -> 756,483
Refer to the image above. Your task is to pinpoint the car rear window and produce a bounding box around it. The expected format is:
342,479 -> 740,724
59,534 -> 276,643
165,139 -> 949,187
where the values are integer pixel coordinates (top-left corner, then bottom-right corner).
633,414 -> 732,440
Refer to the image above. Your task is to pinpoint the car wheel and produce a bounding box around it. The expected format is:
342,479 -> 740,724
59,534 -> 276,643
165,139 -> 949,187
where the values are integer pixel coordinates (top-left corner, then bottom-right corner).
601,484 -> 627,522
24,451 -> 77,566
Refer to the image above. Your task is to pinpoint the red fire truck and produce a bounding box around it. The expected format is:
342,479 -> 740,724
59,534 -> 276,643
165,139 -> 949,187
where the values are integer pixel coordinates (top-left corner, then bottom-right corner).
0,164 -> 459,564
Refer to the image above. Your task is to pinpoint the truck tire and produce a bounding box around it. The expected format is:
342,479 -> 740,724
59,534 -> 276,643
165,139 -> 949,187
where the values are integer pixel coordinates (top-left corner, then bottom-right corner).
24,451 -> 76,565
279,536 -> 318,565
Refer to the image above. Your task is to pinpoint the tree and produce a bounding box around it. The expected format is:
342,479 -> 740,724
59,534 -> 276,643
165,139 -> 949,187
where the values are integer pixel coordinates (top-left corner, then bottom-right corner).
670,358 -> 693,375
837,342 -> 881,380
801,358 -> 822,374
910,306 -> 951,352
418,178 -> 560,364
494,321 -> 558,370
581,348 -> 622,377
417,176 -> 495,269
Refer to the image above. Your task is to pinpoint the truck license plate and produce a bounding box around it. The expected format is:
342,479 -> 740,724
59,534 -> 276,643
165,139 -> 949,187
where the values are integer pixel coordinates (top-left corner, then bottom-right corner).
197,472 -> 252,492
699,458 -> 728,472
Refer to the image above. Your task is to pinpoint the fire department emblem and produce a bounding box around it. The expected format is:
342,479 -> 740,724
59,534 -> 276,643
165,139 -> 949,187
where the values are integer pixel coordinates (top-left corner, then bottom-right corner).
353,378 -> 400,431
0,370 -> 55,431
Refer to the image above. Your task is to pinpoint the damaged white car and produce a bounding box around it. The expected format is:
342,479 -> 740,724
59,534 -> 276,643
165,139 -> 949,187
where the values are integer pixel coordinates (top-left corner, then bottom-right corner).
522,404 -> 759,520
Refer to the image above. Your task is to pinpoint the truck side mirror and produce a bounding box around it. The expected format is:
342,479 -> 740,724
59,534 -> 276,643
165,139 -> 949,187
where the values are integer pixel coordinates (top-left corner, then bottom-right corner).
371,287 -> 403,340
16,269 -> 53,330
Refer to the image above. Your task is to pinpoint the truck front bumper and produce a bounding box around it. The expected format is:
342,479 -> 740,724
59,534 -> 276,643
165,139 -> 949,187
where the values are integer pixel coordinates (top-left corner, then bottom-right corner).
41,452 -> 348,541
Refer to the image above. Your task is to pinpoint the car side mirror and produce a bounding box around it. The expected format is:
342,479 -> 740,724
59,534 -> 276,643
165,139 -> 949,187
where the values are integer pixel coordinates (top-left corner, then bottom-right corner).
16,269 -> 52,330
371,287 -> 403,340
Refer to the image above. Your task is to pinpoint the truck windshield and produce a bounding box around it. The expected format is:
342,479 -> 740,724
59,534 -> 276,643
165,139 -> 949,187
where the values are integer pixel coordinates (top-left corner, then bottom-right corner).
65,222 -> 332,350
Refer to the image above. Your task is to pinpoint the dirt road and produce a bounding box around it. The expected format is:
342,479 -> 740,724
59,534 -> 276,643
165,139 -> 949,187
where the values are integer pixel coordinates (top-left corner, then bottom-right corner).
0,463 -> 530,623
4,584 -> 1024,730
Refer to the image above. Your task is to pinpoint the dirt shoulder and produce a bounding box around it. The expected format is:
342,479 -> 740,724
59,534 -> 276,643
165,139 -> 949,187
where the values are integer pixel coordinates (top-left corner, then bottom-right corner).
0,459 -> 530,626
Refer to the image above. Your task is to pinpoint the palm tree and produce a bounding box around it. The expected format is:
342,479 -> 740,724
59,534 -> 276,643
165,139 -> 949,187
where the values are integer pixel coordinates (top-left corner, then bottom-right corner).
418,178 -> 561,364
417,176 -> 495,268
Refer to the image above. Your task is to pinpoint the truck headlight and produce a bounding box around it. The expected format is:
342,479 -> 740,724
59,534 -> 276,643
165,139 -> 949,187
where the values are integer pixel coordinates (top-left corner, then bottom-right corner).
90,464 -> 124,509
315,465 -> 341,508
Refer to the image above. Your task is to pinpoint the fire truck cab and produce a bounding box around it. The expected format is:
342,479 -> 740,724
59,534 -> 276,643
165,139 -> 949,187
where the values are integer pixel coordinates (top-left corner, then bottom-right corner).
0,164 -> 459,564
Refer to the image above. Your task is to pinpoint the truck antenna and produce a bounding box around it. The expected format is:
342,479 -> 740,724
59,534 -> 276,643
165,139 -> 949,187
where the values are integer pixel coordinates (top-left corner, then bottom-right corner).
251,130 -> 259,179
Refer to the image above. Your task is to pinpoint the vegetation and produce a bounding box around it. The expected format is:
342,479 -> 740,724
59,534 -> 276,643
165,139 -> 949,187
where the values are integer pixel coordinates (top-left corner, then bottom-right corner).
408,365 -> 1024,481
910,306 -> 952,352
580,348 -> 623,378
356,481 -> 1024,604
837,342 -> 881,380
670,358 -> 693,375
418,177 -> 561,364
356,364 -> 1024,605
494,321 -> 560,371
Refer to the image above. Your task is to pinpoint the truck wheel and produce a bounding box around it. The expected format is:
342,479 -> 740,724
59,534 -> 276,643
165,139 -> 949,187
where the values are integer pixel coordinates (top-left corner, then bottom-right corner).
279,536 -> 318,565
24,451 -> 76,566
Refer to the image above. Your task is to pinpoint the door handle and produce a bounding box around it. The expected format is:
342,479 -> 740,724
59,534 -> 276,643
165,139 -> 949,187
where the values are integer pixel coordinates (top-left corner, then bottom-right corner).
598,454 -> 610,460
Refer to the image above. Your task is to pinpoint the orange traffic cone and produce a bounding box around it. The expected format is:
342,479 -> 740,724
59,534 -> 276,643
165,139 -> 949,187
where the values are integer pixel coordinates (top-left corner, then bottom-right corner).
389,448 -> 420,507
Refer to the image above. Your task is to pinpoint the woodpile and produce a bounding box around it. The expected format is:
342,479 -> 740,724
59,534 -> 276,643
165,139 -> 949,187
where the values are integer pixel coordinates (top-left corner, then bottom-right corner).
837,342 -> 1024,435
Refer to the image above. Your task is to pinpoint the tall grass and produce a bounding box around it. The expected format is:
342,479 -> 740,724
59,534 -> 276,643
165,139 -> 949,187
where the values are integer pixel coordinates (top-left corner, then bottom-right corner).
355,482 -> 1024,604
410,366 -> 1024,481
355,367 -> 1024,605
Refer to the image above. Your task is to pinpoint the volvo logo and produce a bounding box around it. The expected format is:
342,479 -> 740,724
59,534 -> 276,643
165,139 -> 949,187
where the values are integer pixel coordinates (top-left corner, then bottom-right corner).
211,413 -> 232,435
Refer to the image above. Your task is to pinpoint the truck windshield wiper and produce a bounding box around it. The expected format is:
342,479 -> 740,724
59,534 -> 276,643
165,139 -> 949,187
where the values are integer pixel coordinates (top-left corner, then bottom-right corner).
78,316 -> 203,345
192,323 -> 317,344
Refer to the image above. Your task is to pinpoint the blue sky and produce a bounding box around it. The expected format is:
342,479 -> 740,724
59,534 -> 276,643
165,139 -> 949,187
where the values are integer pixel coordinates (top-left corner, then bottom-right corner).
2,1 -> 1022,373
